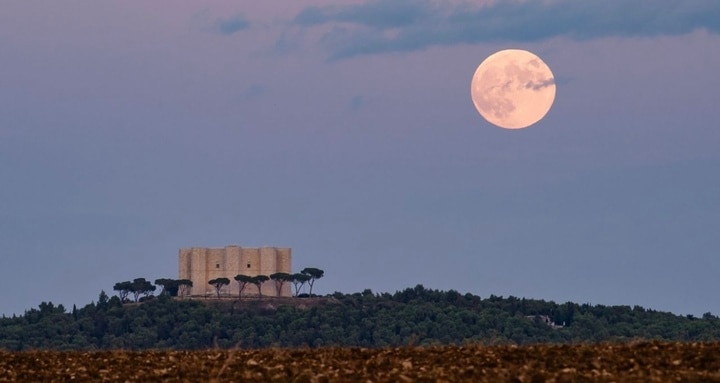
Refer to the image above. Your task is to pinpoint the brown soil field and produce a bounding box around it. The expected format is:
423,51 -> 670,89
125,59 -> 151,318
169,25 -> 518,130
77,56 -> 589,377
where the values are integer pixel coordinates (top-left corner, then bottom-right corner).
2,342 -> 720,382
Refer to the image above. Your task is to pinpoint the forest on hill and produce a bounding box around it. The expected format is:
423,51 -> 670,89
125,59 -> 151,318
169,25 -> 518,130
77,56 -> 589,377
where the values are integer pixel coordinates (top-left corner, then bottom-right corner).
1,285 -> 719,351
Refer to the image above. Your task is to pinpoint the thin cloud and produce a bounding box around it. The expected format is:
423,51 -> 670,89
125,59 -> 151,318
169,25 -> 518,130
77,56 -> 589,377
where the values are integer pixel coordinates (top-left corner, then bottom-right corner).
290,0 -> 720,60
526,78 -> 555,91
295,1 -> 429,29
217,15 -> 250,35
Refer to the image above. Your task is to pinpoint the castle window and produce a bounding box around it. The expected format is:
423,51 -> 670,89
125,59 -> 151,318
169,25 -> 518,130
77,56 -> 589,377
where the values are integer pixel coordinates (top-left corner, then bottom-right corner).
216,263 -> 220,269
247,263 -> 251,268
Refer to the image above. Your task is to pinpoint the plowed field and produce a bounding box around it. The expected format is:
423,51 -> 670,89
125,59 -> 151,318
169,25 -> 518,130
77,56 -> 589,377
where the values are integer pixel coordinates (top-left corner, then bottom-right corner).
2,342 -> 720,382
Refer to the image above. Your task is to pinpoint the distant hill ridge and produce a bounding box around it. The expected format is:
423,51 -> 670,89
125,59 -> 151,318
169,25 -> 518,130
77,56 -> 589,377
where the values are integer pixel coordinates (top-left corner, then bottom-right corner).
1,285 -> 719,350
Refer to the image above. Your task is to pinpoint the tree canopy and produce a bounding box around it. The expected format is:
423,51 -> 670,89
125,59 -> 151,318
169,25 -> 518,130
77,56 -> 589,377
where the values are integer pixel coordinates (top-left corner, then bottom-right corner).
112,281 -> 132,303
234,275 -> 254,298
130,278 -> 156,302
301,268 -> 324,296
208,278 -> 230,298
2,285 -> 720,351
251,275 -> 270,298
177,279 -> 193,297
291,273 -> 311,296
154,279 -> 179,296
270,272 -> 293,296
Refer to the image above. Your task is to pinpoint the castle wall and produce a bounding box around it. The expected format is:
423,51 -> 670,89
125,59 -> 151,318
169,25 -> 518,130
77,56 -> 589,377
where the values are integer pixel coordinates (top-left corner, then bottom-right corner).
191,248 -> 207,295
178,245 -> 292,297
178,249 -> 191,297
259,248 -> 277,296
206,248 -> 228,295
240,248 -> 261,277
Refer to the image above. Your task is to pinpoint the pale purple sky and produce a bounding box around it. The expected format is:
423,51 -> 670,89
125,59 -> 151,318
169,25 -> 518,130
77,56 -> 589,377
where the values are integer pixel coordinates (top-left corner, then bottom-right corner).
1,1 -> 719,317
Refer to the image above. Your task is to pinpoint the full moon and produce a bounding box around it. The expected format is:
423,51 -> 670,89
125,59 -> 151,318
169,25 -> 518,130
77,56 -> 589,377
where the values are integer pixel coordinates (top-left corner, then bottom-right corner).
470,49 -> 556,129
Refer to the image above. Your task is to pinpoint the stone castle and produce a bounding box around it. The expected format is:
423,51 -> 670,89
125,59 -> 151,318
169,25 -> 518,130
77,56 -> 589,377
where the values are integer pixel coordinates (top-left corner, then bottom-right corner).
178,245 -> 292,297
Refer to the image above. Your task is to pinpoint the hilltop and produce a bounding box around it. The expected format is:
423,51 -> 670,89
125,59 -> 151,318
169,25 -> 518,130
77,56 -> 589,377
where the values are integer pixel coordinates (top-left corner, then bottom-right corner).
1,285 -> 719,350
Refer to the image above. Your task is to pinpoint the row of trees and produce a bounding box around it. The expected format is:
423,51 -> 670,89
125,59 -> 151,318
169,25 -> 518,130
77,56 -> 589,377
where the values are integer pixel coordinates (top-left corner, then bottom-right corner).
155,279 -> 193,297
209,268 -> 325,298
113,278 -> 193,302
112,268 -> 324,302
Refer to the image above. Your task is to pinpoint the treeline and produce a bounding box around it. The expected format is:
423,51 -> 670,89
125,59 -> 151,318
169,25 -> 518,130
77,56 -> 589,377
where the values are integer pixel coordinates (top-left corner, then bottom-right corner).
1,285 -> 719,351
114,268 -> 325,301
213,268 -> 325,298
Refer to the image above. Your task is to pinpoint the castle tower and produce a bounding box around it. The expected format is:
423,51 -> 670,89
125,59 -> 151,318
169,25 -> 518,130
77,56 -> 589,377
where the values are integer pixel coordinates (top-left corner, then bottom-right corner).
178,245 -> 292,297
